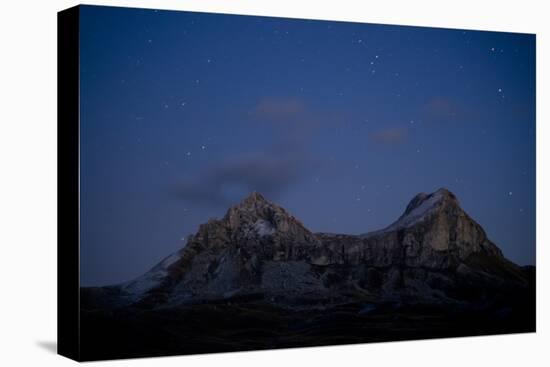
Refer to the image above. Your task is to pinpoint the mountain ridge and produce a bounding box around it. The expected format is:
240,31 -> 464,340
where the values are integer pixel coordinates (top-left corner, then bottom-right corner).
82,188 -> 530,310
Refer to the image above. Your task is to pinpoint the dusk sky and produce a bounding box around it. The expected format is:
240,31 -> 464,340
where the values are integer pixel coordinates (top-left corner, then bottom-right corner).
79,5 -> 535,286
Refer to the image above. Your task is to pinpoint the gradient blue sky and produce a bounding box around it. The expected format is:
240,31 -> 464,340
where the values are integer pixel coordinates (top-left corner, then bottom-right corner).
79,5 -> 535,286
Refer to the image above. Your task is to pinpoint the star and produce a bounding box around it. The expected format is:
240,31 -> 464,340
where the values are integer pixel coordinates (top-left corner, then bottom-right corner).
201,145 -> 206,150
490,47 -> 495,52
181,102 -> 186,107
508,191 -> 513,196
186,151 -> 192,156
206,59 -> 211,63
498,88 -> 502,93
375,55 -> 379,59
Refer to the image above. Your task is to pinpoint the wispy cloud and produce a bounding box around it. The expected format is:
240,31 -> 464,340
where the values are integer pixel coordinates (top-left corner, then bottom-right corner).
251,97 -> 306,123
370,127 -> 408,144
171,151 -> 312,207
423,97 -> 468,124
170,97 -> 332,207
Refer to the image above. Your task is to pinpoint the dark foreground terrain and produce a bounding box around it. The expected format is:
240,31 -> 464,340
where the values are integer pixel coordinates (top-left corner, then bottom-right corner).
81,289 -> 534,361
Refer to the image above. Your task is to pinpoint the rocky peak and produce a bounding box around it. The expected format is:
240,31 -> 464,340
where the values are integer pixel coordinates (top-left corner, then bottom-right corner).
220,192 -> 317,243
385,188 -> 461,231
403,188 -> 458,216
224,192 -> 278,226
237,191 -> 269,209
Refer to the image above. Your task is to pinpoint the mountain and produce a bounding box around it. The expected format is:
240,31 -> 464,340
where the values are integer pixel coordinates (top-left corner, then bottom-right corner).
93,189 -> 527,307
80,189 -> 535,360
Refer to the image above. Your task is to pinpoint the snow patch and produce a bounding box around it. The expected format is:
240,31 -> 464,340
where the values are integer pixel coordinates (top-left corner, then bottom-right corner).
254,219 -> 275,237
384,191 -> 445,231
160,252 -> 180,268
121,250 -> 181,298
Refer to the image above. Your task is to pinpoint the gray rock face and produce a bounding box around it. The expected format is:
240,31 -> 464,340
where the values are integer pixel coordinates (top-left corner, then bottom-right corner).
111,189 -> 529,307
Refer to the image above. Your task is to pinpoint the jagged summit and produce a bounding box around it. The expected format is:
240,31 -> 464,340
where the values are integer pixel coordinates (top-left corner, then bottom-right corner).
225,191 -> 279,220
384,188 -> 461,232
221,192 -> 314,240
236,191 -> 269,208
403,188 -> 459,216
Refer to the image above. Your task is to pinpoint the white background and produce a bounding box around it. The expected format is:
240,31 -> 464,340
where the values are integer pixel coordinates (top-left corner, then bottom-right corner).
0,0 -> 548,365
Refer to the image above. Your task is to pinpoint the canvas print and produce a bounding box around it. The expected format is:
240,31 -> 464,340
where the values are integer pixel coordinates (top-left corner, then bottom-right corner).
60,4 -> 535,361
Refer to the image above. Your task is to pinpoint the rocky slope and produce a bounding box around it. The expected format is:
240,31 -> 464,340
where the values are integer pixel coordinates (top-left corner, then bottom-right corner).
83,188 -> 532,309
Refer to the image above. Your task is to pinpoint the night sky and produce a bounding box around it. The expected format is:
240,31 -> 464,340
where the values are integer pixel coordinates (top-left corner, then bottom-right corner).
79,5 -> 536,286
